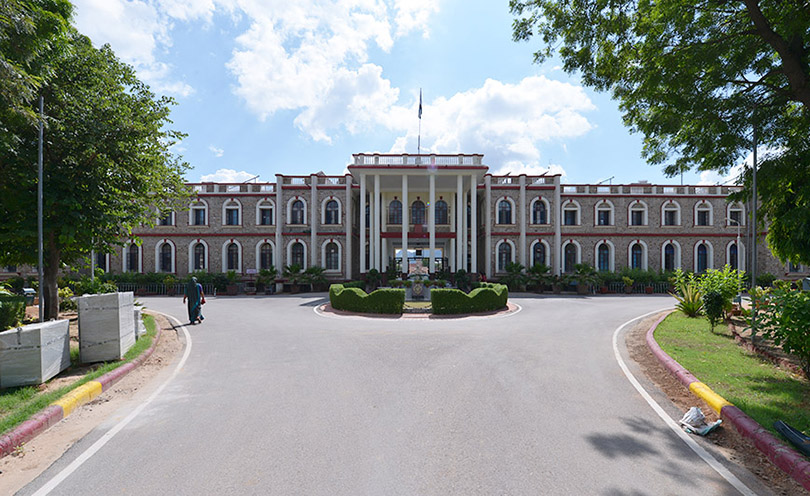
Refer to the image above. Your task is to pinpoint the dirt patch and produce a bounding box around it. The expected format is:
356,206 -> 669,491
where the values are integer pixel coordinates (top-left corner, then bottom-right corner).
0,311 -> 184,495
627,313 -> 808,495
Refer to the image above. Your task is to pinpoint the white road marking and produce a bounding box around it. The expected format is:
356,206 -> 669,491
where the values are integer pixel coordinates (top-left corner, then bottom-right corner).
612,309 -> 757,496
32,315 -> 193,496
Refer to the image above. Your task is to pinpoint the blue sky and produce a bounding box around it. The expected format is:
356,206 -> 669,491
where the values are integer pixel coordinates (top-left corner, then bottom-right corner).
71,0 -> 731,185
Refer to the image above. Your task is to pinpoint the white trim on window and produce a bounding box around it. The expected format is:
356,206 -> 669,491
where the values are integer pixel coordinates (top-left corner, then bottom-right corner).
255,238 -> 275,272
694,200 -> 714,226
122,241 -> 143,273
561,239 -> 582,272
188,239 -> 209,273
287,196 -> 307,225
155,238 -> 176,273
725,239 -> 745,271
222,198 -> 243,227
495,239 -> 516,272
594,199 -> 615,226
562,199 -> 581,226
660,240 -> 682,271
529,239 -> 551,267
628,200 -> 649,226
594,239 -> 615,272
495,196 -> 516,225
255,198 -> 275,226
287,239 -> 308,269
529,197 -> 551,225
321,196 -> 342,225
694,240 -> 714,272
726,202 -> 745,226
661,200 -> 681,226
221,238 -> 243,273
188,199 -> 209,226
321,239 -> 342,272
627,239 -> 648,270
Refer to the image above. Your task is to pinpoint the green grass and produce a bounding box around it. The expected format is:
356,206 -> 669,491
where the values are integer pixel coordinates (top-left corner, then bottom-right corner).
655,311 -> 810,436
0,314 -> 158,436
403,301 -> 432,310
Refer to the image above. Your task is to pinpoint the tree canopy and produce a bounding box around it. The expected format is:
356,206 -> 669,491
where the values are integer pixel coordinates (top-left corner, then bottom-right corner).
0,29 -> 190,318
511,0 -> 810,264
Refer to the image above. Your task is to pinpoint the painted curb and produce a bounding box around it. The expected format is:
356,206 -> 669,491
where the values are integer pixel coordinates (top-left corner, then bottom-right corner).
0,313 -> 164,459
646,312 -> 810,491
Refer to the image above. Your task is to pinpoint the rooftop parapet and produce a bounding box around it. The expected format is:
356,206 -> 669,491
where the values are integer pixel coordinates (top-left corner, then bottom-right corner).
351,153 -> 484,166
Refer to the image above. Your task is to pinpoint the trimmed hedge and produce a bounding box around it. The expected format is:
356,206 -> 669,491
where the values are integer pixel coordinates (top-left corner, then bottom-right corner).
0,295 -> 26,331
329,284 -> 405,314
431,284 -> 508,315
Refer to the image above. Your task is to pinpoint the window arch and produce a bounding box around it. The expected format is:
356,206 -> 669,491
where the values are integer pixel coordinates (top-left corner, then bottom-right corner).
288,198 -> 307,225
727,202 -> 745,227
221,239 -> 242,273
694,200 -> 713,226
124,242 -> 141,273
595,200 -> 614,226
562,240 -> 581,273
255,239 -> 275,271
496,240 -> 515,272
256,198 -> 275,226
530,240 -> 549,267
497,198 -> 514,225
189,199 -> 209,226
222,198 -> 242,226
694,241 -> 713,272
94,252 -> 109,272
661,201 -> 681,226
322,197 -> 341,225
661,240 -> 681,272
562,200 -> 580,226
628,240 -> 648,270
388,199 -> 402,225
156,240 -> 175,273
531,198 -> 549,225
287,240 -> 307,269
628,200 -> 648,226
411,200 -> 426,225
726,240 -> 745,271
435,199 -> 449,225
189,240 -> 209,272
595,240 -> 614,272
158,209 -> 174,226
323,240 -> 341,271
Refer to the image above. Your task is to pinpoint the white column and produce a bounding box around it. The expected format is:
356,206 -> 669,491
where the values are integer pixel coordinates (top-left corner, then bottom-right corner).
519,175 -> 527,267
462,187 -> 468,271
450,239 -> 456,272
382,238 -> 387,271
554,175 -> 562,276
402,174 -> 408,275
429,173 -> 436,273
275,174 -> 284,275
485,175 -> 492,279
359,174 -> 366,273
456,175 -> 463,270
310,174 -> 317,267
374,174 -> 381,271
470,174 -> 477,274
345,175 -> 352,278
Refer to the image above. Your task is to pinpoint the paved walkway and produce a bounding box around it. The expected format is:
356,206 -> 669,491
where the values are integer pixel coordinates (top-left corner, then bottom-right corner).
20,294 -> 772,495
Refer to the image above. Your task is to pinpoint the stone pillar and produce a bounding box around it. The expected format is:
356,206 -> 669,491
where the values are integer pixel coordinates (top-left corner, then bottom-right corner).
374,174 -> 381,271
402,174 -> 408,275
519,175 -> 527,267
359,174 -> 366,274
429,173 -> 436,274
554,175 -> 562,276
470,174 -> 477,274
345,174 -> 352,278
462,187 -> 468,272
275,174 -> 284,275
310,174 -> 317,267
485,175 -> 492,279
456,175 -> 463,270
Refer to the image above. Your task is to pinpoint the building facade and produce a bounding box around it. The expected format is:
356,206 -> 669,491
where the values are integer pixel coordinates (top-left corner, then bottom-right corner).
33,153 -> 801,282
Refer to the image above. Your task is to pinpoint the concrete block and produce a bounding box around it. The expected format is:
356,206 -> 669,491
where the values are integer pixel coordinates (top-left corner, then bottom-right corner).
0,320 -> 70,387
78,292 -> 135,363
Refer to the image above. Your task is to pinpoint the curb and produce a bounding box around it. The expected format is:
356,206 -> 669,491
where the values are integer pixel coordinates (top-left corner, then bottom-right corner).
646,312 -> 810,491
0,313 -> 164,459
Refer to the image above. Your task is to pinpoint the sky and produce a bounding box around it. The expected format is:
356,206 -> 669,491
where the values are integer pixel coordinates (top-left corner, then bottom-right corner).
70,0 -> 737,186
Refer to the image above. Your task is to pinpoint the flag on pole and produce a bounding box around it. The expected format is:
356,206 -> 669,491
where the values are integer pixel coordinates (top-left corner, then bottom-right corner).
418,89 -> 422,119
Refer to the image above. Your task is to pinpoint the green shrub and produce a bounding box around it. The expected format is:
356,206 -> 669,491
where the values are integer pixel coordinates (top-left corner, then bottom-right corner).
0,295 -> 26,331
342,280 -> 365,289
754,282 -> 810,379
756,272 -> 777,288
329,284 -> 405,314
58,287 -> 77,312
500,262 -> 526,291
431,284 -> 508,315
671,269 -> 702,317
698,265 -> 744,314
702,289 -> 725,330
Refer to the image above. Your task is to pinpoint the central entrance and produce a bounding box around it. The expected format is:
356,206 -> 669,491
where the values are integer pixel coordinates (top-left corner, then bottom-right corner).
393,246 -> 448,274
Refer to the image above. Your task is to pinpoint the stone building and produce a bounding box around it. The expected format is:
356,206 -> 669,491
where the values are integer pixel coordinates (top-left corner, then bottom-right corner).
10,152 -> 799,283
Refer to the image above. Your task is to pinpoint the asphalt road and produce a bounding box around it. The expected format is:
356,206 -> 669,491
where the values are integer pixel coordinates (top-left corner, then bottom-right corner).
20,294 -> 772,495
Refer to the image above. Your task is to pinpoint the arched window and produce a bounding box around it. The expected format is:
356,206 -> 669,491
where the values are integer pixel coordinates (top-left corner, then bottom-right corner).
223,199 -> 241,226
227,243 -> 239,271
563,201 -> 579,226
497,242 -> 512,272
257,199 -> 274,226
497,199 -> 512,224
631,243 -> 644,269
388,199 -> 402,224
697,244 -> 709,272
532,242 -> 546,267
127,243 -> 139,272
325,242 -> 339,270
291,242 -> 305,267
159,243 -> 173,272
728,203 -> 745,226
664,243 -> 676,272
193,243 -> 206,271
324,199 -> 340,224
532,200 -> 547,225
260,243 -> 273,270
95,252 -> 107,272
291,200 -> 305,225
695,201 -> 713,226
728,243 -> 739,270
411,200 -> 426,225
435,199 -> 449,225
564,243 -> 578,273
598,244 -> 611,272
190,200 -> 207,226
596,201 -> 613,226
629,201 -> 647,226
662,202 -> 680,226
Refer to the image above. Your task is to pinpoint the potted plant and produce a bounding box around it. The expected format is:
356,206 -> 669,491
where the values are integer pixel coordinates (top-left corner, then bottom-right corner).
256,267 -> 276,294
598,273 -> 610,294
303,265 -> 327,292
622,276 -> 634,294
527,264 -> 552,293
645,282 -> 654,294
567,263 -> 599,295
225,270 -> 239,295
163,275 -> 178,296
501,262 -> 527,292
283,264 -> 303,293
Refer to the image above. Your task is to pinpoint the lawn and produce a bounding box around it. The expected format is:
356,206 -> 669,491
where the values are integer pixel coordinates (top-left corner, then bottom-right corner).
0,314 -> 157,436
654,311 -> 810,436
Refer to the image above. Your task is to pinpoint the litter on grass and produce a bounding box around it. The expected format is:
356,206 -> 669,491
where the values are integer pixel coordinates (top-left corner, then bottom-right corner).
680,407 -> 722,436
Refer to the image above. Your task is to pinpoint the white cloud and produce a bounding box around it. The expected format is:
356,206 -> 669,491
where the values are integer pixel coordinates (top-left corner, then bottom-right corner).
208,145 -> 225,157
200,168 -> 258,182
493,163 -> 567,177
392,0 -> 440,38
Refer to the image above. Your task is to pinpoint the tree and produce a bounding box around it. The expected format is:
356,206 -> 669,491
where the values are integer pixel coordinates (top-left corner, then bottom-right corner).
0,31 -> 190,319
511,1 -> 810,263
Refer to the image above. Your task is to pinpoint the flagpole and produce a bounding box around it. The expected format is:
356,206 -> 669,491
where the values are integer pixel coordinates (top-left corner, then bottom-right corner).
417,89 -> 422,157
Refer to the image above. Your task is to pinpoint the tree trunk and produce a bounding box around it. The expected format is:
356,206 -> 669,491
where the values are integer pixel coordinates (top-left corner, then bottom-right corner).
43,236 -> 61,321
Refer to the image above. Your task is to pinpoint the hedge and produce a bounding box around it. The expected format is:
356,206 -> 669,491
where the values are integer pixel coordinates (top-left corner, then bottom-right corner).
0,295 -> 26,331
431,284 -> 508,315
329,284 -> 405,314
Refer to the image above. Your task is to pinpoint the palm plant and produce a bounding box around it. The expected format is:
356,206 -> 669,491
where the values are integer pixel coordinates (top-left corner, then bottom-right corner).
566,263 -> 599,294
527,263 -> 552,292
500,262 -> 527,291
303,265 -> 328,291
672,281 -> 703,317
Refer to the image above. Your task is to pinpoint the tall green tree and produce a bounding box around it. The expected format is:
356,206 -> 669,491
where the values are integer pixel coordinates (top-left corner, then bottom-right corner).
0,31 -> 190,319
510,0 -> 810,264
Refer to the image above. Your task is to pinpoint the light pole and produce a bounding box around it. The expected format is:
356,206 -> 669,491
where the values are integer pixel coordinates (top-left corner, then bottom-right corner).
727,217 -> 742,307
